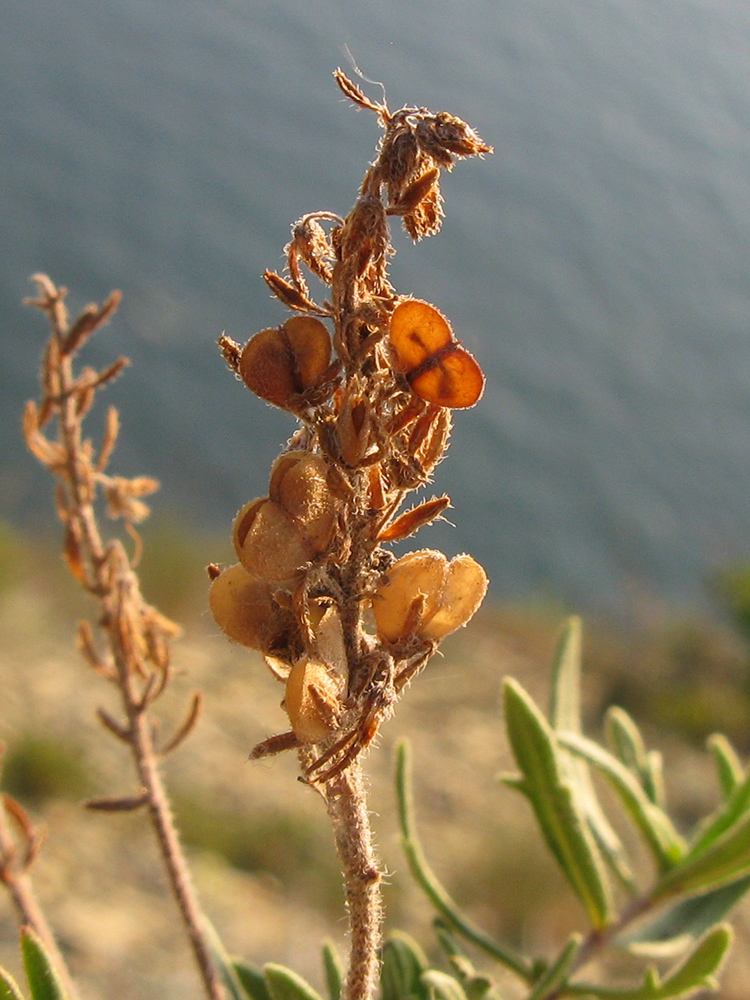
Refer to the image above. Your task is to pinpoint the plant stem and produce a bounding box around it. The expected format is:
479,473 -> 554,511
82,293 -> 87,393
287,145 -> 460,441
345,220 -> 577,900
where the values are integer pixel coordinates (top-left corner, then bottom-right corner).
324,763 -> 382,1000
0,801 -> 82,1000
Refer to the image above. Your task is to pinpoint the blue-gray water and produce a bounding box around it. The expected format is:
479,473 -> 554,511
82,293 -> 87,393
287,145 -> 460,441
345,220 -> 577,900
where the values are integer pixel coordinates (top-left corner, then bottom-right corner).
4,0 -> 750,617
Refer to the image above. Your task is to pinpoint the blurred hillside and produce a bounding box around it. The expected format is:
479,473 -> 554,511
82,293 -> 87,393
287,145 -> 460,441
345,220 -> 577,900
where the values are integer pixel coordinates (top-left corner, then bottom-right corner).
1,523 -> 750,999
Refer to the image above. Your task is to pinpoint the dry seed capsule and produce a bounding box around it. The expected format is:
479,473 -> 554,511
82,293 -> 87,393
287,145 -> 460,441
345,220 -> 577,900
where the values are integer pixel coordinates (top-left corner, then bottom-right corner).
268,451 -> 338,553
285,659 -> 342,743
372,550 -> 446,643
420,553 -> 488,640
208,562 -> 298,656
239,317 -> 332,409
374,549 -> 488,644
233,497 -> 310,582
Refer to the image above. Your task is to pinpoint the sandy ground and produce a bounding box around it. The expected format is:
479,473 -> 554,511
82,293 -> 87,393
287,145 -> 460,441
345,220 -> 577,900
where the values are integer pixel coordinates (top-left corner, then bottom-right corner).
0,580 -> 749,1000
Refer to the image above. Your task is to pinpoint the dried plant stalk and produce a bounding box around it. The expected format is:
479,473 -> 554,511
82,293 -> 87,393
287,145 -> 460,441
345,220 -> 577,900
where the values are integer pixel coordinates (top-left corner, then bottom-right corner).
210,73 -> 492,1000
22,275 -> 226,1000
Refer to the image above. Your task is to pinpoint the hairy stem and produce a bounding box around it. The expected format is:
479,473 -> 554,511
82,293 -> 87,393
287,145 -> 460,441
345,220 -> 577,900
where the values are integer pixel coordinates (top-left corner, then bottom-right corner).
324,764 -> 382,1000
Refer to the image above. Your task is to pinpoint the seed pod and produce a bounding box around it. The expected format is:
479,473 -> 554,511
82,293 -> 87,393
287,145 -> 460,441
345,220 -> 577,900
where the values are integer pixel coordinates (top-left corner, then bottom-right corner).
239,316 -> 333,409
389,299 -> 485,409
268,452 -> 338,552
285,659 -> 342,743
208,563 -> 300,657
373,549 -> 488,644
233,498 -> 309,582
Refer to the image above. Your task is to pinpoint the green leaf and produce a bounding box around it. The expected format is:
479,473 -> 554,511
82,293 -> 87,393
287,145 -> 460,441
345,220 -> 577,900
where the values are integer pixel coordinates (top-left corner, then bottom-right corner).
0,968 -> 26,1000
525,934 -> 581,1000
549,620 -> 633,887
557,732 -> 685,869
653,813 -> 750,903
380,931 -> 428,1000
20,928 -> 69,1000
619,875 -> 750,958
431,924 -> 494,1000
264,965 -> 325,1000
571,924 -> 732,999
707,734 -> 744,800
503,679 -> 612,927
321,941 -> 343,1000
421,971 -> 468,1000
234,962 -> 273,1000
606,707 -> 649,779
395,741 -> 533,982
686,758 -> 750,860
199,916 -> 248,1000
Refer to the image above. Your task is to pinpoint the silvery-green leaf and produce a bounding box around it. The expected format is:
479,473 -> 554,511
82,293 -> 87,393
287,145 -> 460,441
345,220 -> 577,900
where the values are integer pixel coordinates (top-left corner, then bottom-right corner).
0,968 -> 26,1000
381,931 -> 428,1000
421,971 -> 467,1000
557,731 -> 685,868
199,916 -> 247,1000
525,934 -> 581,1000
549,619 -> 632,887
687,759 -> 750,860
707,734 -> 744,800
395,740 -> 533,982
321,941 -> 343,1000
573,924 -> 731,999
264,965 -> 325,1000
504,679 -> 612,928
653,814 -> 750,903
618,875 -> 750,958
234,962 -> 272,1000
20,929 -> 69,1000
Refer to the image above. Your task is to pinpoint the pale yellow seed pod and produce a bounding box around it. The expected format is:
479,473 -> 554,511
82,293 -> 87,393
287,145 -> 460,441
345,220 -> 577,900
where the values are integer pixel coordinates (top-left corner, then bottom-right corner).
269,451 -> 338,551
208,562 -> 298,655
285,659 -> 342,743
373,549 -> 488,644
372,550 -> 446,643
420,554 -> 488,640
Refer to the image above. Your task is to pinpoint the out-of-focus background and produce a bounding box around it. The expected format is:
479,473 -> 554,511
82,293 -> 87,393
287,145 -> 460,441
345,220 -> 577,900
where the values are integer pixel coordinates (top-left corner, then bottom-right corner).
4,1 -> 750,998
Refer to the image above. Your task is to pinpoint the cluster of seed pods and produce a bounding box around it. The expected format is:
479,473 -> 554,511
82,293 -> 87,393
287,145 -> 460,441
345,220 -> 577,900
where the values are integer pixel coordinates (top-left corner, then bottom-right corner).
209,72 -> 492,780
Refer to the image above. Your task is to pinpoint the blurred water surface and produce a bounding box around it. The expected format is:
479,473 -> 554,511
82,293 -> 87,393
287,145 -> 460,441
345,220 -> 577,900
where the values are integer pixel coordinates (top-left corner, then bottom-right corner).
4,0 -> 750,615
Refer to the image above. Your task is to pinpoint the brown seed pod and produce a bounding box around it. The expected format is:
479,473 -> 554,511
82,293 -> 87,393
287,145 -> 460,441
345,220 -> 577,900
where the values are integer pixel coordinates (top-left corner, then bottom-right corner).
373,549 -> 488,644
239,316 -> 333,410
208,562 -> 300,658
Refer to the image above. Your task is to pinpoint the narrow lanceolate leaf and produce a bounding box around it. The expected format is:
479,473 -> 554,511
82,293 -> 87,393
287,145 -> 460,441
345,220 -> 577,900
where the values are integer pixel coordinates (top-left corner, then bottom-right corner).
321,941 -> 343,1000
686,759 -> 750,860
421,970 -> 468,1000
503,679 -> 612,928
380,931 -> 429,1000
20,929 -> 69,1000
606,708 -> 649,784
557,732 -> 685,869
264,965 -> 325,1000
526,934 -> 581,1000
572,924 -> 731,1000
234,962 -> 273,1000
707,734 -> 744,800
619,875 -> 750,958
199,916 -> 248,1000
549,619 -> 633,887
653,813 -> 750,903
395,741 -> 533,982
0,968 -> 26,1000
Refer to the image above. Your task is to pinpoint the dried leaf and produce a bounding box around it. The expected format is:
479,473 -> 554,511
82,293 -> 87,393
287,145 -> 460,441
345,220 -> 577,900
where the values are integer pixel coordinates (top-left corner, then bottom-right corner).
378,496 -> 451,542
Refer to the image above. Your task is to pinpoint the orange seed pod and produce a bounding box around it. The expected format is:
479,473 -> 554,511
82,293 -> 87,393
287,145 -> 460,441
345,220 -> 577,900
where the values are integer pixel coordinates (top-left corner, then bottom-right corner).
389,299 -> 485,409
